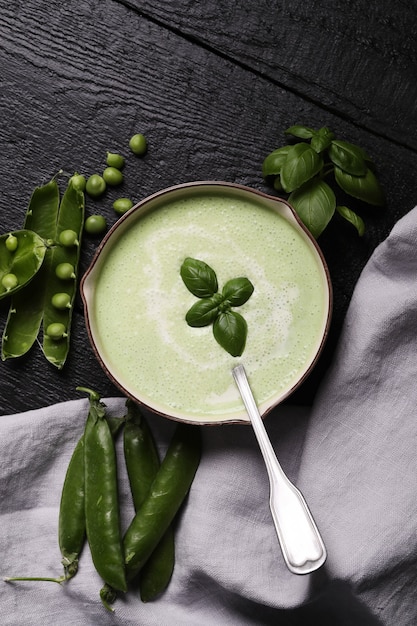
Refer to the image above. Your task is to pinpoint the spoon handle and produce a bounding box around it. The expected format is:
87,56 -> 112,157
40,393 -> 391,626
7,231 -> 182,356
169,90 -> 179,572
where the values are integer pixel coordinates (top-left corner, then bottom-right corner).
232,364 -> 326,575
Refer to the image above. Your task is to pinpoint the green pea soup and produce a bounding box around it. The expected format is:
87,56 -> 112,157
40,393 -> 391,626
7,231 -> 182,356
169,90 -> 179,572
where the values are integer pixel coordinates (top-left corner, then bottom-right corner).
82,183 -> 331,424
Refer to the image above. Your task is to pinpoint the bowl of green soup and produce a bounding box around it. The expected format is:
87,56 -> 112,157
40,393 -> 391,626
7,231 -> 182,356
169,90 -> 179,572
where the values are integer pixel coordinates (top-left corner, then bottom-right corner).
81,181 -> 332,425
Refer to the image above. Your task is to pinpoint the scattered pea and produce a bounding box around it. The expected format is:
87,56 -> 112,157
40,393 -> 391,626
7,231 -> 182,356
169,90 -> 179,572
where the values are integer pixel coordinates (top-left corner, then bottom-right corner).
46,322 -> 67,340
129,133 -> 147,156
70,174 -> 87,192
5,234 -> 18,252
84,215 -> 107,236
55,262 -> 76,280
86,174 -> 106,198
106,152 -> 125,170
51,292 -> 72,310
2,273 -> 18,291
112,198 -> 133,215
59,229 -> 79,247
103,167 -> 124,186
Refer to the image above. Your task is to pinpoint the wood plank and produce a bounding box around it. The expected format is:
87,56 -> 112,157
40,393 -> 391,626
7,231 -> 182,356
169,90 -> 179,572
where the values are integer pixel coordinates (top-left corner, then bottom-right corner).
0,0 -> 416,413
122,0 -> 417,148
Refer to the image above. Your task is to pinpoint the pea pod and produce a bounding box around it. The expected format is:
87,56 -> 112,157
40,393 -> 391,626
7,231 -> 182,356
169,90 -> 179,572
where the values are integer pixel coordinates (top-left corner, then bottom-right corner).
58,435 -> 85,580
0,230 -> 47,300
58,413 -> 125,581
81,387 -> 127,593
1,177 -> 84,368
2,179 -> 59,360
42,180 -> 84,368
5,407 -> 126,587
123,423 -> 201,581
123,400 -> 175,601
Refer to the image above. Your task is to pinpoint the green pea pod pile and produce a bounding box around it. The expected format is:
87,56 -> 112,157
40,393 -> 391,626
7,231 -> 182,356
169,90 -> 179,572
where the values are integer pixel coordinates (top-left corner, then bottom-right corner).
6,390 -> 201,610
1,176 -> 84,368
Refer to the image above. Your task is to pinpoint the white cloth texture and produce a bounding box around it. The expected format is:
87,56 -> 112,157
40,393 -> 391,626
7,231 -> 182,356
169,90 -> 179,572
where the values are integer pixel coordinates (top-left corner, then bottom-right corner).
2,207 -> 417,625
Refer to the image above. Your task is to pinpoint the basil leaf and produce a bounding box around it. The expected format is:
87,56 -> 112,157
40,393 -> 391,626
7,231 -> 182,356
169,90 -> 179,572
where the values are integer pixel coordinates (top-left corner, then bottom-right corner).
180,257 -> 218,298
311,127 -> 335,153
273,176 -> 283,191
262,146 -> 291,177
289,178 -> 336,238
213,310 -> 247,357
185,295 -> 222,327
334,166 -> 385,206
280,143 -> 324,193
285,125 -> 315,139
336,205 -> 365,236
222,277 -> 254,306
328,140 -> 367,176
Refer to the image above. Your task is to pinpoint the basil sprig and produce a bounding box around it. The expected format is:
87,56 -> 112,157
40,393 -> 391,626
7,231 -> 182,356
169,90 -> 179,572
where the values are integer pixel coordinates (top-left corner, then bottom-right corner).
180,258 -> 254,357
262,124 -> 385,238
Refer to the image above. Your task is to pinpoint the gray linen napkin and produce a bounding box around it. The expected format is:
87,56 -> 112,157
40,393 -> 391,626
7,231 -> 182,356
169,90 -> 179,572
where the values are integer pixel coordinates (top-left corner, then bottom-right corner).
1,206 -> 417,625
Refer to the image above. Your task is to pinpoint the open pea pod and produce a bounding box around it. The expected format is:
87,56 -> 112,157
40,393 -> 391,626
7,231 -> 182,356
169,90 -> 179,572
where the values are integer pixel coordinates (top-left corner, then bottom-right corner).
0,230 -> 47,300
42,180 -> 84,368
2,176 -> 84,368
2,179 -> 60,360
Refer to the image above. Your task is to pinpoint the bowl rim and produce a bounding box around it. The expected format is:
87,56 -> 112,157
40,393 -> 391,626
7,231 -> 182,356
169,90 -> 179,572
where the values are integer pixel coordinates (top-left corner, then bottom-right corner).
80,180 -> 333,425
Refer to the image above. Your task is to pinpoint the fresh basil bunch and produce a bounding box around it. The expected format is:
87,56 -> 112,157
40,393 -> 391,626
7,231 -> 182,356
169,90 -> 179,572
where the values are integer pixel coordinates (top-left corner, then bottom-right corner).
262,124 -> 385,238
180,258 -> 254,357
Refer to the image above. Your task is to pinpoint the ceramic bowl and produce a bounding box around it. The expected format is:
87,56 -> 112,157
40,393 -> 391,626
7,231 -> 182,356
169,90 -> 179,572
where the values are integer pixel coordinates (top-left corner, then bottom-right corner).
81,181 -> 332,425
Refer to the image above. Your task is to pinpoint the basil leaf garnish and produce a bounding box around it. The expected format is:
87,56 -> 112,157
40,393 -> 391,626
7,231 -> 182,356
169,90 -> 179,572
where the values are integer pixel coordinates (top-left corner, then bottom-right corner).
262,146 -> 291,177
336,205 -> 365,236
180,257 -> 218,298
180,258 -> 254,357
213,310 -> 247,357
334,166 -> 385,206
284,125 -> 315,139
280,143 -> 324,193
289,178 -> 336,239
262,124 -> 384,238
328,140 -> 367,176
185,295 -> 222,327
310,127 -> 335,153
222,277 -> 254,306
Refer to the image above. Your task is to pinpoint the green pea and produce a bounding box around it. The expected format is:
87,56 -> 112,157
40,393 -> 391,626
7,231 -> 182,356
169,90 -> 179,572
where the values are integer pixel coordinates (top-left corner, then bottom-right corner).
2,273 -> 18,291
56,262 -> 76,280
5,234 -> 18,252
51,292 -> 72,310
46,322 -> 67,340
102,167 -> 124,187
112,198 -> 133,215
106,152 -> 125,170
70,174 -> 87,192
59,229 -> 79,247
84,215 -> 107,236
86,174 -> 106,198
129,133 -> 147,156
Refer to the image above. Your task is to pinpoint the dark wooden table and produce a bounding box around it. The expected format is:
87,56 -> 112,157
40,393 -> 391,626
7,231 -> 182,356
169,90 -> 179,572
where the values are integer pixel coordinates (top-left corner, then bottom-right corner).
1,0 -> 416,415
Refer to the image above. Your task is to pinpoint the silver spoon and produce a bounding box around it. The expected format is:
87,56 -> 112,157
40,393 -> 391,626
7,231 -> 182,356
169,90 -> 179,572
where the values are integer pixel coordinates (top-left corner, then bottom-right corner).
232,364 -> 327,575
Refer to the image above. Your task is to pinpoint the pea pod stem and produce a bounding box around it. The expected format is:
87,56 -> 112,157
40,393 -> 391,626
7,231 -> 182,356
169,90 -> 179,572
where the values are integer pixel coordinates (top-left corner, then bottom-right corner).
4,575 -> 66,585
